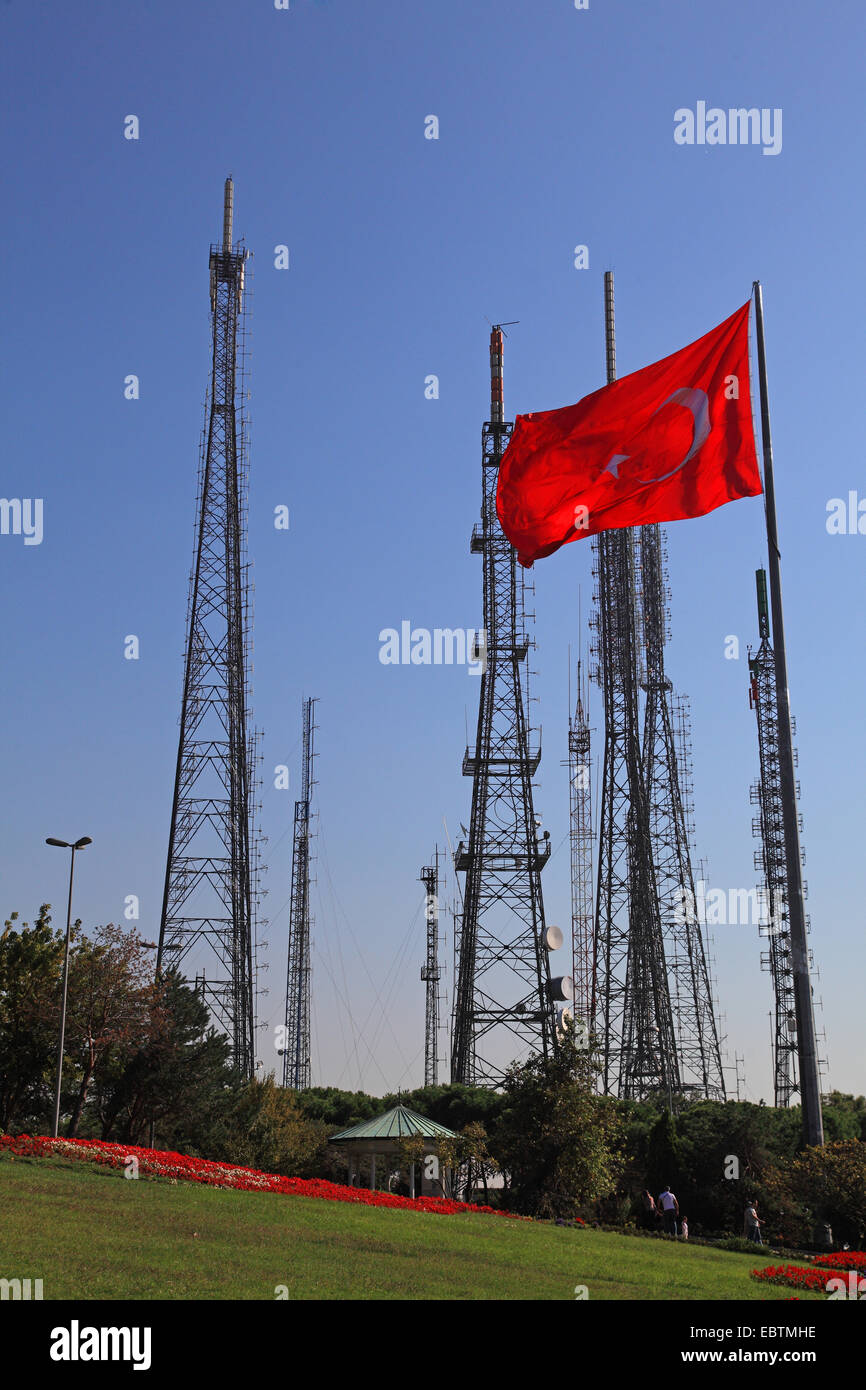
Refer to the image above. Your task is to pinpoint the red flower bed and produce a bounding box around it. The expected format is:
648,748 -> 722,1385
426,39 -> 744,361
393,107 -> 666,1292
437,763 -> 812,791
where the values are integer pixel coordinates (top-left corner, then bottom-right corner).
0,1134 -> 521,1219
751,1254 -> 866,1295
812,1251 -> 866,1272
751,1264 -> 836,1294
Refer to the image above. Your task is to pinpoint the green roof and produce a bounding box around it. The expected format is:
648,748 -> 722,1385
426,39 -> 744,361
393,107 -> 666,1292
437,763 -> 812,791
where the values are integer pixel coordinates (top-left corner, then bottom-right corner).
328,1103 -> 458,1143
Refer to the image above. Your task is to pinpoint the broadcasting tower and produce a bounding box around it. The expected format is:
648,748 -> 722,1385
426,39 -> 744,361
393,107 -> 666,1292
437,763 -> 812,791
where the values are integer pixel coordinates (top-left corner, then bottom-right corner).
568,662 -> 594,1032
591,273 -> 724,1100
591,273 -> 680,1100
749,569 -> 802,1106
451,326 -> 561,1086
157,178 -> 258,1080
640,521 -> 725,1100
283,697 -> 317,1091
420,850 -> 442,1087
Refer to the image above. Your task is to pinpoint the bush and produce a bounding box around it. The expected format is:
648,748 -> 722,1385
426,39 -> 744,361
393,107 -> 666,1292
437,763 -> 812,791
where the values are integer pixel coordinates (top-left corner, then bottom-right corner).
495,1029 -> 624,1220
211,1075 -> 329,1177
762,1141 -> 866,1249
708,1236 -> 768,1255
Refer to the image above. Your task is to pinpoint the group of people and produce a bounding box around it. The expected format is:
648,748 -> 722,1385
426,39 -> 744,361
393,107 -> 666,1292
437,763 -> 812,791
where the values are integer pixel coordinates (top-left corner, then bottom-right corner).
643,1187 -> 767,1244
644,1187 -> 688,1238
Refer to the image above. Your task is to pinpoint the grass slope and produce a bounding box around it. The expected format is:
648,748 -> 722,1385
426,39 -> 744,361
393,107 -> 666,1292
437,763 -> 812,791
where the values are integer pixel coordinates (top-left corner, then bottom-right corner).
0,1154 -> 818,1301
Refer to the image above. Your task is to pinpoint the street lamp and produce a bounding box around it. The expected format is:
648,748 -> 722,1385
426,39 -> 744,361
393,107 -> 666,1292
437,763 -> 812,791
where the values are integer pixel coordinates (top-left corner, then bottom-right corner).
46,836 -> 92,1138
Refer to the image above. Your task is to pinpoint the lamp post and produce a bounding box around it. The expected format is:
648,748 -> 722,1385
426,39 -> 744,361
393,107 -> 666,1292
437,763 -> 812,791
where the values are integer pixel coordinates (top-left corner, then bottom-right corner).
46,836 -> 92,1139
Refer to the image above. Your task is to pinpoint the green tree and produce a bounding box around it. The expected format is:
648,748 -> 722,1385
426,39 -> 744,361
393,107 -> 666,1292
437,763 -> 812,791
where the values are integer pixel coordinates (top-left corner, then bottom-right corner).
822,1093 -> 866,1143
62,923 -> 158,1137
394,1133 -> 428,1194
95,968 -> 234,1148
0,907 -> 64,1132
214,1075 -> 329,1177
496,1027 -> 624,1219
460,1121 -> 498,1203
295,1087 -> 389,1130
645,1108 -> 683,1197
763,1140 -> 866,1248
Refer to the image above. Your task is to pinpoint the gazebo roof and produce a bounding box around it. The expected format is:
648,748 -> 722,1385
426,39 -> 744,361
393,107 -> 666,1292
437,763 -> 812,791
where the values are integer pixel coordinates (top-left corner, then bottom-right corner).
328,1103 -> 458,1143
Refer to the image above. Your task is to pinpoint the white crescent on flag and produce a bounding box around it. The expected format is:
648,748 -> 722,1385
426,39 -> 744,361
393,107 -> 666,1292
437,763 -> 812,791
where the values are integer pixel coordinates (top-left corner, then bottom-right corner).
603,387 -> 711,485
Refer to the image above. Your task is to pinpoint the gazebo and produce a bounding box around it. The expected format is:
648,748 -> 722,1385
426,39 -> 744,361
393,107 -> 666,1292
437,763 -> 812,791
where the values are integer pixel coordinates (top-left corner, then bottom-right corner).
328,1104 -> 458,1198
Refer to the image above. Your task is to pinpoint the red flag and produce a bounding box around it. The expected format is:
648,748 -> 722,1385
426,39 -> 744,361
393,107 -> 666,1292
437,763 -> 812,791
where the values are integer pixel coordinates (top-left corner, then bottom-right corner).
496,301 -> 762,566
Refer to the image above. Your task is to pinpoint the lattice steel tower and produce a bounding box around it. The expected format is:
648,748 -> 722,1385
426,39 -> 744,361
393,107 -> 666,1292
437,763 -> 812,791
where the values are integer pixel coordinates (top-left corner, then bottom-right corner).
451,326 -> 558,1087
420,850 -> 442,1087
283,697 -> 317,1091
749,569 -> 801,1107
590,272 -> 680,1100
639,522 -> 726,1100
568,662 -> 594,1032
157,178 -> 258,1080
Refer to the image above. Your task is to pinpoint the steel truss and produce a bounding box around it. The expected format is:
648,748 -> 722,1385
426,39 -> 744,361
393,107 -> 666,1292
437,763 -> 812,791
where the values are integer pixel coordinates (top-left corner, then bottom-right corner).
452,327 -> 556,1086
640,522 -> 725,1100
158,178 -> 259,1080
749,569 -> 801,1106
420,850 -> 442,1087
283,697 -> 317,1091
591,272 -> 680,1101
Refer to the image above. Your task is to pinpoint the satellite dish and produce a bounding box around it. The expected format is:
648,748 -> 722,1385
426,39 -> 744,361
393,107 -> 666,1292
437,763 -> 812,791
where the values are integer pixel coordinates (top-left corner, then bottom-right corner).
547,975 -> 574,1003
556,1006 -> 573,1036
544,924 -> 563,951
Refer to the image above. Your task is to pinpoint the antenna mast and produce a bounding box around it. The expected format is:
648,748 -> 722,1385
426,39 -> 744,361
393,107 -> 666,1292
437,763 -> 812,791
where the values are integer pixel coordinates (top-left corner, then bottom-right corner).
157,178 -> 258,1079
451,326 -> 562,1086
568,661 -> 594,1032
420,849 -> 443,1087
752,282 -> 824,1145
283,696 -> 317,1090
591,271 -> 680,1100
748,569 -> 822,1106
639,519 -> 726,1100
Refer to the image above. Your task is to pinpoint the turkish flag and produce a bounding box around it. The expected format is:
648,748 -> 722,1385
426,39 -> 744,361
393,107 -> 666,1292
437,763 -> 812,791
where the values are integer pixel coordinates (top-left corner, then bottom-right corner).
496,301 -> 762,566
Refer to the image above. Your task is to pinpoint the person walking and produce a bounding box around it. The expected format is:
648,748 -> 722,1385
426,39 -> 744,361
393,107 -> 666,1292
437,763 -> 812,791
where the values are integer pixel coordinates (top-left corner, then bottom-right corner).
658,1185 -> 679,1236
681,1215 -> 689,1240
642,1189 -> 658,1231
744,1200 -> 764,1245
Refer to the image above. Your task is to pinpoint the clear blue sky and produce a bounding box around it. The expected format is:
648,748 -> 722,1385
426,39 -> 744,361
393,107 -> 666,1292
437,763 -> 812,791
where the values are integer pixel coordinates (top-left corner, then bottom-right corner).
1,0 -> 863,1100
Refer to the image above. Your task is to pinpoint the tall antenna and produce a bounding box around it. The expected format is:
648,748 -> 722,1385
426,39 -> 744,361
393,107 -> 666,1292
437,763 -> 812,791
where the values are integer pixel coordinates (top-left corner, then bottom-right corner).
222,175 -> 234,252
283,696 -> 317,1090
752,282 -> 824,1146
734,1052 -> 746,1102
451,326 -> 562,1086
590,271 -> 680,1100
568,658 -> 594,1031
748,570 -> 807,1107
157,178 -> 258,1080
420,849 -> 443,1087
639,518 -> 726,1099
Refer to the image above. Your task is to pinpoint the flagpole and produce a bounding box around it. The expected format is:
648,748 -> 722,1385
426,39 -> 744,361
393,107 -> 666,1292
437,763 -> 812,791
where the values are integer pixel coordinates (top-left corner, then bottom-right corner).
751,280 -> 824,1146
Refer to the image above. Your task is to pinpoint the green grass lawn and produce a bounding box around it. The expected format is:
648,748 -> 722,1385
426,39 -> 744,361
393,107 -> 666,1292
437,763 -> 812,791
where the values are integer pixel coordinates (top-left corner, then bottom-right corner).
0,1153 -> 820,1300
